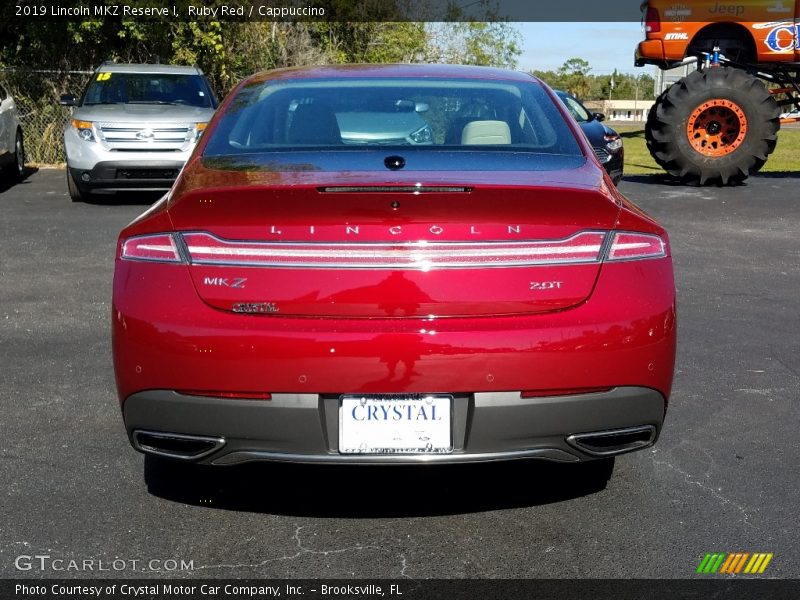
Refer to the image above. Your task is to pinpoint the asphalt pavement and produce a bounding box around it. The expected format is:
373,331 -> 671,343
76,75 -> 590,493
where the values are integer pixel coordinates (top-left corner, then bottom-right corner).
1,168 -> 798,579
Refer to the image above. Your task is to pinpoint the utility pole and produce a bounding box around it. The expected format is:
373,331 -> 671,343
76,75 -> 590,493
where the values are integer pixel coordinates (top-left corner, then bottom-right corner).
608,74 -> 615,119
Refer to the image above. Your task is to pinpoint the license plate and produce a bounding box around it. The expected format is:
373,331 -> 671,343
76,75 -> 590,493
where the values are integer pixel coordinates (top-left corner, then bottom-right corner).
339,395 -> 453,454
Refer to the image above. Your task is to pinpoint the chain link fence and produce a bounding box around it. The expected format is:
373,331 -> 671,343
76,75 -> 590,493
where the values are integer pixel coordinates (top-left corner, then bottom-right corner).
0,69 -> 93,165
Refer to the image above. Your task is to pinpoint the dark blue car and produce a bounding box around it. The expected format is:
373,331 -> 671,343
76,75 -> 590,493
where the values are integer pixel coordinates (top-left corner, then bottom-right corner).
556,90 -> 623,184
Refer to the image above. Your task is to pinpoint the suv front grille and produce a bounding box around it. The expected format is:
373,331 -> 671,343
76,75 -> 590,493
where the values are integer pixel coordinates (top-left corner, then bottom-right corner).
98,123 -> 192,151
115,168 -> 180,180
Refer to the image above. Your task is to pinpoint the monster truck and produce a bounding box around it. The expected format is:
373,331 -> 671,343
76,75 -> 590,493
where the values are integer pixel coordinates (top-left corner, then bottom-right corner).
635,0 -> 800,185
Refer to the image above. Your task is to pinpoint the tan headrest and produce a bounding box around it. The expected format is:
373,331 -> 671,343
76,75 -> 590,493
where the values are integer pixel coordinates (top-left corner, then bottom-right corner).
461,120 -> 511,145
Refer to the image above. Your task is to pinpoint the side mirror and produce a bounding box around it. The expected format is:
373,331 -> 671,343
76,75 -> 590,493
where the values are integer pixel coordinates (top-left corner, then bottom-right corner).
592,112 -> 606,122
59,94 -> 77,107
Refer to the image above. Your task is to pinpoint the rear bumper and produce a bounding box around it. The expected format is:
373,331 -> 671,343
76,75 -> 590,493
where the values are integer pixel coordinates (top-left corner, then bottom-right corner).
635,39 -> 666,67
123,386 -> 666,465
113,255 -> 677,465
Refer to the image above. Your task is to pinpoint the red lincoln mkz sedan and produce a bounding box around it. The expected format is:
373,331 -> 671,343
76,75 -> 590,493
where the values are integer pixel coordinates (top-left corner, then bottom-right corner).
112,64 -> 676,478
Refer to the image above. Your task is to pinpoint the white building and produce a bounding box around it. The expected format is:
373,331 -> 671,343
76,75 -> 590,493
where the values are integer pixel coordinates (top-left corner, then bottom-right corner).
580,66 -> 696,123
584,99 -> 655,122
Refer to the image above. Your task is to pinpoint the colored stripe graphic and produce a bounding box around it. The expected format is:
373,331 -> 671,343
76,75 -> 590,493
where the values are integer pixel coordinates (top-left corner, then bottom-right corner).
744,554 -> 761,573
697,554 -> 713,573
760,554 -> 774,573
719,553 -> 735,573
711,554 -> 726,573
698,552 -> 773,574
699,553 -> 727,573
722,553 -> 740,574
733,553 -> 749,574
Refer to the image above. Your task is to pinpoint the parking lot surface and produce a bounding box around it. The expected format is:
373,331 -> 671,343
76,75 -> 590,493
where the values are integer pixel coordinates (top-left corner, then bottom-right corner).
1,169 -> 798,578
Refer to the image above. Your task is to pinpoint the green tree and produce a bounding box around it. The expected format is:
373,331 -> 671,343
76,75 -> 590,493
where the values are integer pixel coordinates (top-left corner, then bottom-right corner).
426,22 -> 521,69
596,70 -> 656,101
460,22 -> 521,69
532,61 -> 655,102
311,22 -> 426,64
531,69 -> 567,91
1,0 -> 518,95
558,57 -> 592,99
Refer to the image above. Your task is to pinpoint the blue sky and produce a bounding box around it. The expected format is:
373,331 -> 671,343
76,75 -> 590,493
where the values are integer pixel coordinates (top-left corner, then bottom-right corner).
516,22 -> 649,76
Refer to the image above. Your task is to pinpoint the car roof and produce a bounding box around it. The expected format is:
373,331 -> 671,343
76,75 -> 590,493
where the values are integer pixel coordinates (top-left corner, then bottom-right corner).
97,63 -> 202,75
243,63 -> 539,86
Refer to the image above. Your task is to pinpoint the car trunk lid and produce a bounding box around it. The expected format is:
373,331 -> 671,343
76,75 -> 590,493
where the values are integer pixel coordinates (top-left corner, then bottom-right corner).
169,165 -> 619,318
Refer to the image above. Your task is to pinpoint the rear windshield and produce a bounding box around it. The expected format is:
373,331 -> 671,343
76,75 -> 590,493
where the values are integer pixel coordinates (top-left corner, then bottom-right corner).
203,78 -> 582,157
82,73 -> 214,108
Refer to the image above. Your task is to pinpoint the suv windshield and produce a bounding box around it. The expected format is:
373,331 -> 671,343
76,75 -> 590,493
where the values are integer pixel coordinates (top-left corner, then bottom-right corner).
83,73 -> 214,108
204,78 -> 582,157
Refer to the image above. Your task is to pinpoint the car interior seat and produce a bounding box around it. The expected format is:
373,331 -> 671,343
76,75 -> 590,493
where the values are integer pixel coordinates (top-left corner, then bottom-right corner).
461,120 -> 512,145
287,103 -> 342,145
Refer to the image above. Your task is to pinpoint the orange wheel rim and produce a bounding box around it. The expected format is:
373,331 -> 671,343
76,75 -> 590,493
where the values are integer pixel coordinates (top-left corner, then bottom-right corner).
686,99 -> 747,157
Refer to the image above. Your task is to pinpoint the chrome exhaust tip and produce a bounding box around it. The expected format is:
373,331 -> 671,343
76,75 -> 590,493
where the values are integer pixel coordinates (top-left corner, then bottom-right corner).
566,425 -> 657,457
132,430 -> 225,461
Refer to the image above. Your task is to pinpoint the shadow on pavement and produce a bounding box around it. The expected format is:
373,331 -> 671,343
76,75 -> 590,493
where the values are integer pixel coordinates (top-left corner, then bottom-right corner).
0,166 -> 38,194
82,190 -> 164,206
143,455 -> 615,516
750,171 -> 800,179
620,174 -> 688,186
622,171 -> 800,186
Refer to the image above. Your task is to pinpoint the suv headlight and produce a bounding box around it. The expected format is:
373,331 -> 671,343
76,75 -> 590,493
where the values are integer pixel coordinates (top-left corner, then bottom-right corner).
195,122 -> 208,141
409,124 -> 433,144
71,119 -> 96,142
604,134 -> 623,152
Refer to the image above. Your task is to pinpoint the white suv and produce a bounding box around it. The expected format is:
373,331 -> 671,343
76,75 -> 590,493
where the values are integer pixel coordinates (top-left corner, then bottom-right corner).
0,82 -> 25,182
60,63 -> 217,202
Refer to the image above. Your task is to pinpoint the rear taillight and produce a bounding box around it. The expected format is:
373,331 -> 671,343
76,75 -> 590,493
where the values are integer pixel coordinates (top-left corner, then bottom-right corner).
120,231 -> 665,266
121,234 -> 183,263
607,232 -> 666,261
645,6 -> 661,33
181,231 -> 608,269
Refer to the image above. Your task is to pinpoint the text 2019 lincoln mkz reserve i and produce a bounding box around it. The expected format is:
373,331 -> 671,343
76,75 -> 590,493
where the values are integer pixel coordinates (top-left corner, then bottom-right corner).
112,65 -> 676,480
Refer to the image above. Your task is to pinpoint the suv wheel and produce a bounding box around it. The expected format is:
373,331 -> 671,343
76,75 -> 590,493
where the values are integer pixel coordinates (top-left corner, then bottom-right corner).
12,129 -> 25,180
67,169 -> 88,202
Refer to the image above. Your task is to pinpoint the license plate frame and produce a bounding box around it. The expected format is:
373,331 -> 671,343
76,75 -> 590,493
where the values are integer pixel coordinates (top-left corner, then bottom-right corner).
338,394 -> 453,455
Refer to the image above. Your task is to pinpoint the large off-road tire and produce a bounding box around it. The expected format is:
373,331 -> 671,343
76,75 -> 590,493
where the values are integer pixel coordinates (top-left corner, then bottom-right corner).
645,67 -> 780,185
